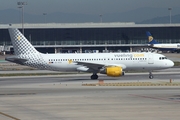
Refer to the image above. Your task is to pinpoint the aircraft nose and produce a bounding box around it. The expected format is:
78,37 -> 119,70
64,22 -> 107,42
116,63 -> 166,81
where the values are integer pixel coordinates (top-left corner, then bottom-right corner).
168,60 -> 174,67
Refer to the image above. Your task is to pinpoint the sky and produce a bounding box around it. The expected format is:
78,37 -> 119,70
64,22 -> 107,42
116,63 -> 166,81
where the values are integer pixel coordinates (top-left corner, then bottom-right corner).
1,0 -> 180,15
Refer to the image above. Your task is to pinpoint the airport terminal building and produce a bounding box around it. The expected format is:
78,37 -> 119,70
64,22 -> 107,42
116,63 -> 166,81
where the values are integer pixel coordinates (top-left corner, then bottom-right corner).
1,22 -> 180,53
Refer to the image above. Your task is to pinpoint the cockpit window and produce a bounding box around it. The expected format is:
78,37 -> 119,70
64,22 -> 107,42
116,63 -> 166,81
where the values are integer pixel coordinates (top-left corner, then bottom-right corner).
159,57 -> 167,60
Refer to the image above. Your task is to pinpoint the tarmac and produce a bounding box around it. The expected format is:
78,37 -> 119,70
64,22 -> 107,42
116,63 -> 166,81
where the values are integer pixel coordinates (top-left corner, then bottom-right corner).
0,73 -> 180,120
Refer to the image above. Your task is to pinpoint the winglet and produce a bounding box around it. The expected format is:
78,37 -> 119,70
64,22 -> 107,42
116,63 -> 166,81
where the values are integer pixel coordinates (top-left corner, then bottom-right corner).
8,28 -> 39,55
146,31 -> 159,44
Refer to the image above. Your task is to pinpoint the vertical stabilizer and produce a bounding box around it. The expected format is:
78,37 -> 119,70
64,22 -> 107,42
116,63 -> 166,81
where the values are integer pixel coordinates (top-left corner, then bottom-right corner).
8,28 -> 39,55
146,31 -> 159,44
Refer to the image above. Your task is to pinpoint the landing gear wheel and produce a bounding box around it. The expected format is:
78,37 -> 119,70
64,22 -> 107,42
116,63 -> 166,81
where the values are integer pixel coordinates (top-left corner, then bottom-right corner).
149,71 -> 153,79
91,74 -> 98,79
149,75 -> 153,79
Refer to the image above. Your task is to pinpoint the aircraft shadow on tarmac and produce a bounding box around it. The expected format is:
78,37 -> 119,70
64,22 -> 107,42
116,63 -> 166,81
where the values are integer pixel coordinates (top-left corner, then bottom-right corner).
56,73 -> 180,82
57,77 -> 122,82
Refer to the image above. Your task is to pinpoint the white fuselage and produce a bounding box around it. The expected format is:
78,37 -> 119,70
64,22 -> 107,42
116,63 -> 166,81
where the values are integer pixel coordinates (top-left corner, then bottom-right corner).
149,44 -> 180,49
23,52 -> 173,72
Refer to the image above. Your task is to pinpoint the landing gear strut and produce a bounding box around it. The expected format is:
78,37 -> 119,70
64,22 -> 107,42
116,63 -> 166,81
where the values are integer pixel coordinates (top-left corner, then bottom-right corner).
91,73 -> 98,79
149,71 -> 154,79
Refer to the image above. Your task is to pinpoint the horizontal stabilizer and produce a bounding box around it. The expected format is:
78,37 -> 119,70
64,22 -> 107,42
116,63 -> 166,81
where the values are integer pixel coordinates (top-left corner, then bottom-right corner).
5,56 -> 28,64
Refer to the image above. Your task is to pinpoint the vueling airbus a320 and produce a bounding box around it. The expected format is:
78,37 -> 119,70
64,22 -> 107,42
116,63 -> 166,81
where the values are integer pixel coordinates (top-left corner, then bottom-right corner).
5,28 -> 174,79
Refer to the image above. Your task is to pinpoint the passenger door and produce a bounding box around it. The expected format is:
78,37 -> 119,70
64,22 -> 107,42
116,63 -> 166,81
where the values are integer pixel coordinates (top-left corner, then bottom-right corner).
148,54 -> 154,64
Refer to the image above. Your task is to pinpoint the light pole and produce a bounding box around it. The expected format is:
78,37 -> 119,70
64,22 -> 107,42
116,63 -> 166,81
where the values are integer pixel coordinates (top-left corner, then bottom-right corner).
99,14 -> 102,23
17,1 -> 27,35
168,7 -> 172,24
43,13 -> 47,23
18,6 -> 22,24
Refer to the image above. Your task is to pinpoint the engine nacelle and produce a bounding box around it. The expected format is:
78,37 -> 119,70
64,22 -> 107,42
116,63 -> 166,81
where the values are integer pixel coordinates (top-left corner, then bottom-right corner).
100,66 -> 124,77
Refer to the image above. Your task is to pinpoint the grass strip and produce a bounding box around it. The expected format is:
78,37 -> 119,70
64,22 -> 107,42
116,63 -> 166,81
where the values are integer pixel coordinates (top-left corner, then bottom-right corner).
174,61 -> 180,66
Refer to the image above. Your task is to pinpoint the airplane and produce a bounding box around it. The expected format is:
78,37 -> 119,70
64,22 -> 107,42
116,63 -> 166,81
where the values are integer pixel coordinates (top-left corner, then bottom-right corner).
5,28 -> 174,79
147,31 -> 180,53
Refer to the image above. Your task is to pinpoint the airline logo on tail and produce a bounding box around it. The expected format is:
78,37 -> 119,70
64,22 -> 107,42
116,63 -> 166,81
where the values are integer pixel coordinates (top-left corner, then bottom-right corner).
146,31 -> 154,42
146,31 -> 159,44
17,36 -> 21,40
148,36 -> 153,42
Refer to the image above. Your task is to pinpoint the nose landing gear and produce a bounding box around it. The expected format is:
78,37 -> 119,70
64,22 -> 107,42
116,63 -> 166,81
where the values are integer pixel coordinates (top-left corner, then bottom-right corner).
149,71 -> 154,79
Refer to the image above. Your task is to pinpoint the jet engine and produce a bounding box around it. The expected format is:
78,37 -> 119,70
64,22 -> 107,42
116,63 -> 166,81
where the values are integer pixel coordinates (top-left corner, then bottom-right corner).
100,66 -> 124,77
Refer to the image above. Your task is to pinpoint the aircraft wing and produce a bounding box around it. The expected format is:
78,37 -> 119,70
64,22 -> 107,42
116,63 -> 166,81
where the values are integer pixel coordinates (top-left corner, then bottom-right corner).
75,61 -> 126,72
75,61 -> 104,72
5,56 -> 28,65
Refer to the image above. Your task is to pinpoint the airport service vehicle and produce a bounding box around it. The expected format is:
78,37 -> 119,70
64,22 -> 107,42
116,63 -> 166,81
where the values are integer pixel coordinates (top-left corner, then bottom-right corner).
5,28 -> 174,79
147,31 -> 180,52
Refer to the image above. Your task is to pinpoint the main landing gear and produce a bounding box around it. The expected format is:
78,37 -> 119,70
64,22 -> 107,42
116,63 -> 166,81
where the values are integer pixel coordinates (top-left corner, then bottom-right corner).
149,71 -> 154,79
91,73 -> 98,80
